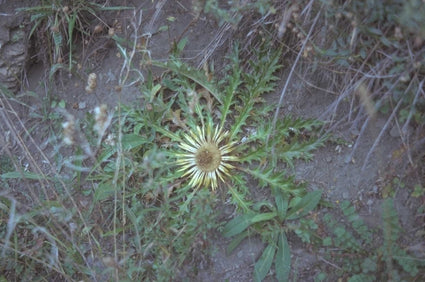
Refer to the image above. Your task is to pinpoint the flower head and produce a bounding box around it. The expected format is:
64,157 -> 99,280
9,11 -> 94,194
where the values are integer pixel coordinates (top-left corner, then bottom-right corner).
176,122 -> 238,190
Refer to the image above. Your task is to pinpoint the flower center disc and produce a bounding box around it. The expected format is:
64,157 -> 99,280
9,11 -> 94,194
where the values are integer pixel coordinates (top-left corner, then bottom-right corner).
195,143 -> 221,172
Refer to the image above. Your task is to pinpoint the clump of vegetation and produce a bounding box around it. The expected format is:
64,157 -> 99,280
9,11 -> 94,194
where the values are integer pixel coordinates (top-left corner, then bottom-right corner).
19,0 -> 129,74
317,199 -> 425,281
90,38 -> 325,279
314,0 -> 425,169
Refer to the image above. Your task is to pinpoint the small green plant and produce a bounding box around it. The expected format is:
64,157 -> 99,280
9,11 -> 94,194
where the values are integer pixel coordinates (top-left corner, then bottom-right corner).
223,189 -> 321,281
19,0 -> 129,73
74,38 -> 325,280
319,199 -> 425,281
142,40 -> 325,280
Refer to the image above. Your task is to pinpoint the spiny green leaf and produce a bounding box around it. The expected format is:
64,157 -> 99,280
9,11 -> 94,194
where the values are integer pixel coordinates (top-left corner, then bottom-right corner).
152,60 -> 222,104
245,167 -> 302,196
230,46 -> 282,139
244,46 -> 281,98
230,97 -> 256,139
279,136 -> 327,168
219,44 -> 242,129
276,231 -> 291,282
179,189 -> 196,213
150,123 -> 182,143
254,244 -> 276,282
286,190 -> 322,220
239,144 -> 267,164
228,176 -> 252,212
276,116 -> 324,137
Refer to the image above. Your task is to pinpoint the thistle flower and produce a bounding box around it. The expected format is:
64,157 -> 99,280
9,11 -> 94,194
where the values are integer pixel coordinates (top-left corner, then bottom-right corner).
176,122 -> 238,190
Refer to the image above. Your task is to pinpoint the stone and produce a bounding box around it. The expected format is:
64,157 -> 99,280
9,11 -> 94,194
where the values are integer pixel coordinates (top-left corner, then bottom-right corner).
0,13 -> 28,92
4,42 -> 25,57
0,66 -> 8,76
390,124 -> 401,137
78,102 -> 87,109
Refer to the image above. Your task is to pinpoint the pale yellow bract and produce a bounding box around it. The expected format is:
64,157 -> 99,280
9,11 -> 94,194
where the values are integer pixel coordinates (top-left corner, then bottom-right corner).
176,122 -> 238,190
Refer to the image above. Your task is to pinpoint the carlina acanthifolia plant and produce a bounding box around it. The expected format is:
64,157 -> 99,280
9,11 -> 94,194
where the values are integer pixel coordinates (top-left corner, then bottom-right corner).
55,39 -> 325,280
136,41 -> 327,280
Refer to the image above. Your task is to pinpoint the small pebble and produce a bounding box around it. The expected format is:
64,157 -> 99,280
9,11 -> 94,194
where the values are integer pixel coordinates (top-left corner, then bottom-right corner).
350,128 -> 360,136
344,154 -> 352,164
390,125 -> 400,138
390,124 -> 413,138
79,102 -> 86,109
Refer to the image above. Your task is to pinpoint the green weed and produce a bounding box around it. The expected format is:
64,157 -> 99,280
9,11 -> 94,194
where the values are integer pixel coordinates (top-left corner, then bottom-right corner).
18,0 -> 129,73
108,39 -> 326,280
319,199 -> 425,281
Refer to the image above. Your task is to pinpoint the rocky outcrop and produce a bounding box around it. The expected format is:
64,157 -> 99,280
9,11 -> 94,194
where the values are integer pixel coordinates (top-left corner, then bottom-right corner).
0,3 -> 28,93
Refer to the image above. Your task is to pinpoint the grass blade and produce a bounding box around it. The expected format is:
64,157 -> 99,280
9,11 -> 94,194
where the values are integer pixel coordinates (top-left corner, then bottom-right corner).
1,171 -> 49,180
